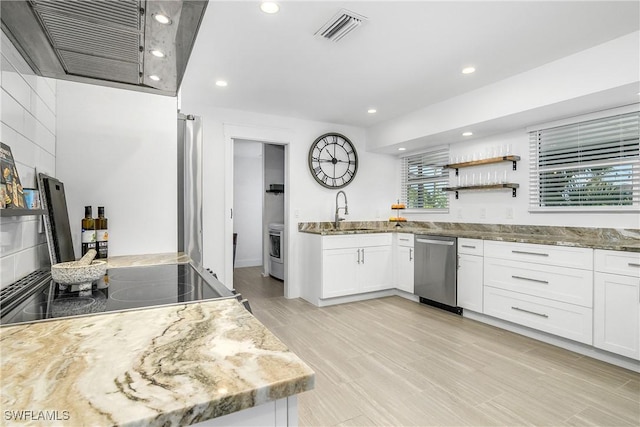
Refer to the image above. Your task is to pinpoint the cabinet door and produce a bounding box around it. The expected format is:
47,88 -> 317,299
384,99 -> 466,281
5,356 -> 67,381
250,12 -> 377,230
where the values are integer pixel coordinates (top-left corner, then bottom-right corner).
594,272 -> 640,360
458,253 -> 483,312
322,248 -> 359,298
360,246 -> 393,293
396,245 -> 414,293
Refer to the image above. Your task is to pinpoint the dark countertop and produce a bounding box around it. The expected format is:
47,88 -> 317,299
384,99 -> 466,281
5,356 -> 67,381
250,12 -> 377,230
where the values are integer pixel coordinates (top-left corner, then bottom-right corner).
298,221 -> 640,252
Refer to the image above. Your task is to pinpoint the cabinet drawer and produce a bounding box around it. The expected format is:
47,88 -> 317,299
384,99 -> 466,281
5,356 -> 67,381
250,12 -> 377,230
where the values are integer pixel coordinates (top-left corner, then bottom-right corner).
322,235 -> 359,250
358,233 -> 393,247
396,233 -> 414,248
484,258 -> 593,307
458,238 -> 483,256
484,286 -> 593,344
594,249 -> 640,277
484,241 -> 593,270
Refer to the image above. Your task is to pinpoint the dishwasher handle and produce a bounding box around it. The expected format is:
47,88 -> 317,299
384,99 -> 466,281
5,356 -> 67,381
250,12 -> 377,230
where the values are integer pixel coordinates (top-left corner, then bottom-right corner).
415,238 -> 455,246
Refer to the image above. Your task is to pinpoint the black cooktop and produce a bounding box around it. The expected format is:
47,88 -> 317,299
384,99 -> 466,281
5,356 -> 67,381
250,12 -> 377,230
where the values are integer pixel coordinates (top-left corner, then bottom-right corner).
0,263 -> 235,326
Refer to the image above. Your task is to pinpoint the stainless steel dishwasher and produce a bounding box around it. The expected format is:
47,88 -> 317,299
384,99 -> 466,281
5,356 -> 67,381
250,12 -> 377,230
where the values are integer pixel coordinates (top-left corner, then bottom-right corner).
414,235 -> 462,314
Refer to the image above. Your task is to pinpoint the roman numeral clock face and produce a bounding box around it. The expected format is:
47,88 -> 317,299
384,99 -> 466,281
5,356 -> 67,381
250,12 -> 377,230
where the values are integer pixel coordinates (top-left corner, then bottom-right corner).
308,133 -> 358,188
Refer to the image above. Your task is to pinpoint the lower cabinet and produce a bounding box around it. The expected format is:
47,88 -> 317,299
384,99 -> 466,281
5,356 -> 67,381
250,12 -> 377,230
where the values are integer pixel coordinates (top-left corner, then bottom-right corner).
457,238 -> 483,312
395,233 -> 414,293
483,241 -> 594,345
593,249 -> 640,360
594,272 -> 639,359
458,253 -> 483,312
321,234 -> 393,299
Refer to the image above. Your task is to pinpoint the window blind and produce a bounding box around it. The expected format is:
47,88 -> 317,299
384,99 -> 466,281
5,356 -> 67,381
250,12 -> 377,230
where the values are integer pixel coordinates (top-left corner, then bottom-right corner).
400,146 -> 449,210
529,111 -> 640,210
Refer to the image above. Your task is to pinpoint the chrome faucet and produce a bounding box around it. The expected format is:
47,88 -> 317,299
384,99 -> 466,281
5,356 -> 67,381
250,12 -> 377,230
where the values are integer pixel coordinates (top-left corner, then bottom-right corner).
335,190 -> 349,228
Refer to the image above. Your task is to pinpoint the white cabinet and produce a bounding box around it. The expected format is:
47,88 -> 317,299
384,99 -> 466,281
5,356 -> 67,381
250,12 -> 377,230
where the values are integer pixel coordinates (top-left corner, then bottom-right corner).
483,241 -> 594,344
321,234 -> 392,299
594,250 -> 640,360
322,247 -> 360,298
457,239 -> 483,312
394,233 -> 414,293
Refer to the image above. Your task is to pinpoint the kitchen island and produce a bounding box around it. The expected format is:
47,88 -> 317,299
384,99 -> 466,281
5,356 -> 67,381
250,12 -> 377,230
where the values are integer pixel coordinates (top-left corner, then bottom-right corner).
0,254 -> 314,426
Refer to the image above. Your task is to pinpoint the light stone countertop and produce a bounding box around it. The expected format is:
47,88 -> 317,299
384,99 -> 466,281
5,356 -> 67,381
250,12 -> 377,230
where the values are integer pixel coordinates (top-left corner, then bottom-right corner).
298,221 -> 640,252
0,255 -> 315,426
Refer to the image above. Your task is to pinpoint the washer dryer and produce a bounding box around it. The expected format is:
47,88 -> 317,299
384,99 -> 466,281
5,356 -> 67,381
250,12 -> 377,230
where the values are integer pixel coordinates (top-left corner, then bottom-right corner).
268,223 -> 284,280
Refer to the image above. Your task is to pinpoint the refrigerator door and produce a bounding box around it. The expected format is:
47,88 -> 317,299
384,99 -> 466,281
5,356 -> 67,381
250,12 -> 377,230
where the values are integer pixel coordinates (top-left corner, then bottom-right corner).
178,113 -> 203,267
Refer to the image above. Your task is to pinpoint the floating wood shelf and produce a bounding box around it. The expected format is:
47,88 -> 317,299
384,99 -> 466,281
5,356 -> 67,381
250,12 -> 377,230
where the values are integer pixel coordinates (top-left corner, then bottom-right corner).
444,155 -> 521,176
444,183 -> 519,199
0,208 -> 46,217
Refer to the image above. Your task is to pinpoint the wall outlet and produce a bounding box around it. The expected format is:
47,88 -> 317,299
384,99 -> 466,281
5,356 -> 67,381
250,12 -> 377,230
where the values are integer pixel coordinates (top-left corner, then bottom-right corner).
457,208 -> 463,219
506,207 -> 514,219
294,209 -> 300,218
479,207 -> 486,219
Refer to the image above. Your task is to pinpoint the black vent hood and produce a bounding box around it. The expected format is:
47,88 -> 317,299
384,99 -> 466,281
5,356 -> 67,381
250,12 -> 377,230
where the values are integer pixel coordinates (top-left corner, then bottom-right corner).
1,0 -> 207,96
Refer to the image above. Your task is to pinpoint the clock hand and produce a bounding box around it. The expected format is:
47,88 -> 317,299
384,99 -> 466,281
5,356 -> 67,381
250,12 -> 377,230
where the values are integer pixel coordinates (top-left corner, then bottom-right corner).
324,149 -> 336,160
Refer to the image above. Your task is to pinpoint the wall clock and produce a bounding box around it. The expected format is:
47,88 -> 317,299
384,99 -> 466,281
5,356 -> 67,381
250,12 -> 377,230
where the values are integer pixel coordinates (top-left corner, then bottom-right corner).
308,133 -> 358,189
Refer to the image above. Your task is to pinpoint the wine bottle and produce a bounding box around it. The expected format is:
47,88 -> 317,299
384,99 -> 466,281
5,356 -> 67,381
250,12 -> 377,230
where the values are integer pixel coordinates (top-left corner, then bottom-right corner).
96,206 -> 109,259
81,206 -> 96,256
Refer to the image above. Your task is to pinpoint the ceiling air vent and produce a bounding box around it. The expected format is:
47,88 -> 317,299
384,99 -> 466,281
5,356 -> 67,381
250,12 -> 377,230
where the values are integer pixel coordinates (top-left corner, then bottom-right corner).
315,9 -> 367,42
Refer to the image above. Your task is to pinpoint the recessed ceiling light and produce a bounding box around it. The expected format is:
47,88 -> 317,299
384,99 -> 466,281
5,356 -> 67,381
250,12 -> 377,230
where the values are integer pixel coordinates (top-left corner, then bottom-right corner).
215,80 -> 228,87
462,131 -> 473,136
462,66 -> 476,74
367,109 -> 377,114
150,49 -> 165,58
149,75 -> 160,81
153,13 -> 171,25
398,147 -> 406,151
260,2 -> 279,14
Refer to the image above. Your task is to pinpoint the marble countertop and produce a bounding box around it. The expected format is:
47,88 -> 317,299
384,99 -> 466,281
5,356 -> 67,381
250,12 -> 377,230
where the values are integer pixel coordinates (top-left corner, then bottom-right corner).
0,255 -> 314,426
298,221 -> 640,252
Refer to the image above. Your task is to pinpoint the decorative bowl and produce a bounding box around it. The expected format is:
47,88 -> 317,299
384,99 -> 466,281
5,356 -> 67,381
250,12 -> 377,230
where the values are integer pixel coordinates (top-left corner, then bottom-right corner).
51,260 -> 108,285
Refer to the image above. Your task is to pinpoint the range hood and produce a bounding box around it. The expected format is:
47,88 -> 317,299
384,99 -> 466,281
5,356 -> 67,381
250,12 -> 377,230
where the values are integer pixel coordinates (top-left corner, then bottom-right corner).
1,0 -> 207,96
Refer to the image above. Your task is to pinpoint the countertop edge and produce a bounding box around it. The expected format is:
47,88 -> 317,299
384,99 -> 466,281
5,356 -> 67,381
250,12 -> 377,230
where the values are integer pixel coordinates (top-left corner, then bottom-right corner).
298,228 -> 640,252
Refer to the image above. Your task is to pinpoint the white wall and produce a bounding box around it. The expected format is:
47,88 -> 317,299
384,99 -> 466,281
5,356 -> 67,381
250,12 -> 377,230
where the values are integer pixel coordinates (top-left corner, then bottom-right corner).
174,94 -> 398,293
398,124 -> 639,229
56,81 -> 178,257
0,32 -> 56,288
368,32 -> 640,151
233,141 -> 263,267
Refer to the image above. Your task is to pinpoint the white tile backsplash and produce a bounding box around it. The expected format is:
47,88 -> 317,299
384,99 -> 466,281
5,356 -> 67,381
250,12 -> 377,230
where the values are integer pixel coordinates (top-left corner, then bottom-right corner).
1,30 -> 57,289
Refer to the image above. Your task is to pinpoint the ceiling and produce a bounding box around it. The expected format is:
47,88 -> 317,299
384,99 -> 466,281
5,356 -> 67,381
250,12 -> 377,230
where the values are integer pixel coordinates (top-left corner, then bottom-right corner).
182,1 -> 640,128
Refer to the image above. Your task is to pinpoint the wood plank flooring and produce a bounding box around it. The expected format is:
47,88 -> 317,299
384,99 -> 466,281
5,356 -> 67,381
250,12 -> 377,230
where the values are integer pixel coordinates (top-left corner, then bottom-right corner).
233,267 -> 640,427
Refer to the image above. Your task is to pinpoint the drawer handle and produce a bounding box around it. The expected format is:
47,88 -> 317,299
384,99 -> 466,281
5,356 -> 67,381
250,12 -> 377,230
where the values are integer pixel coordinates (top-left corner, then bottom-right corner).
512,250 -> 549,257
628,262 -> 640,268
461,245 -> 476,249
357,249 -> 361,264
512,275 -> 549,285
399,238 -> 410,241
362,248 -> 365,264
409,248 -> 413,261
511,306 -> 549,318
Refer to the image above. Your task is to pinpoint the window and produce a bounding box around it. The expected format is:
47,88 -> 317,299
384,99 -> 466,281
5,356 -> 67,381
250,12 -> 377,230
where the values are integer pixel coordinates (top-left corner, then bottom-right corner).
529,110 -> 639,211
400,146 -> 449,211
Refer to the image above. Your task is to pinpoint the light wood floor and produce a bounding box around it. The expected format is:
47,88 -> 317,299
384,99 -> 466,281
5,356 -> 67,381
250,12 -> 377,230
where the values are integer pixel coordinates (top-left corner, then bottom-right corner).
233,267 -> 640,427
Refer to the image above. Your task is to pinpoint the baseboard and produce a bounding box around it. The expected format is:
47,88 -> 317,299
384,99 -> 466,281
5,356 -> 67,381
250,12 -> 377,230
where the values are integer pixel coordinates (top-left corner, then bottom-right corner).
235,259 -> 262,268
463,310 -> 640,373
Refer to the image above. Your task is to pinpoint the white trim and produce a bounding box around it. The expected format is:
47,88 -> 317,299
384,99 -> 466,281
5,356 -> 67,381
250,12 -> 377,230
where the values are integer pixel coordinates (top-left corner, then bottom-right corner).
464,310 -> 640,373
224,124 -> 293,296
526,103 -> 640,132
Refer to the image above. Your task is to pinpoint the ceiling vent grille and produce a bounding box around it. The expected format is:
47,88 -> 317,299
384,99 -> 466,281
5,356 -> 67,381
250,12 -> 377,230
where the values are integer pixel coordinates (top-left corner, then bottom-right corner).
315,9 -> 367,42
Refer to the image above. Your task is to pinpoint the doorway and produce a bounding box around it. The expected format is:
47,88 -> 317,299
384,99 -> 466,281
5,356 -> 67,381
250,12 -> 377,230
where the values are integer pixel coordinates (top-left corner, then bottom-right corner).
232,140 -> 285,297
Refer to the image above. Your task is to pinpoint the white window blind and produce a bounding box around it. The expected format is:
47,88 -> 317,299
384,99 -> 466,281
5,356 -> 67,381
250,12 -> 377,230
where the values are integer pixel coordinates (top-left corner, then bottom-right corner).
400,147 -> 449,210
529,111 -> 640,211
